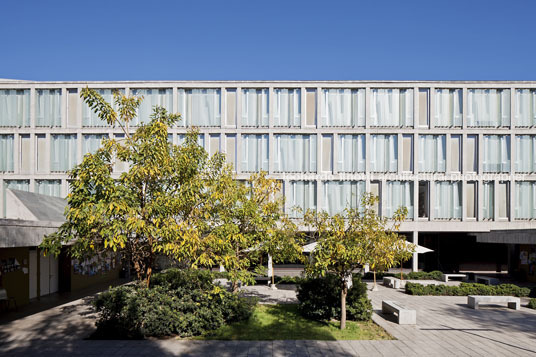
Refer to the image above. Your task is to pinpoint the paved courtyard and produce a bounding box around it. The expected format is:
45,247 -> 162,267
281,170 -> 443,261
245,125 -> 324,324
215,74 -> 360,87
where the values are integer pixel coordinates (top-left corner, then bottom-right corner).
0,282 -> 535,356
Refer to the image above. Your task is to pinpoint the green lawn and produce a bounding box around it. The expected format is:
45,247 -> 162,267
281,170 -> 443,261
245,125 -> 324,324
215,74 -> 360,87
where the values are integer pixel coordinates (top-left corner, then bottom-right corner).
196,304 -> 392,340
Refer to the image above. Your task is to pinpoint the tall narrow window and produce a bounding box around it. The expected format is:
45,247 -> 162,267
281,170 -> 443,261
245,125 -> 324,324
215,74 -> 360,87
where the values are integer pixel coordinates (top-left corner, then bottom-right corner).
226,89 -> 237,127
273,89 -> 301,127
385,181 -> 414,219
515,181 -> 535,219
467,89 -> 510,127
241,89 -> 269,127
482,135 -> 510,173
321,89 -> 365,127
209,134 -> 220,156
515,135 -> 536,173
225,135 -> 236,170
418,135 -> 446,172
322,181 -> 365,215
514,89 -> 536,127
321,135 -> 333,172
370,181 -> 381,214
0,135 -> 14,172
286,181 -> 316,218
434,89 -> 462,127
402,135 -> 413,172
370,135 -> 397,172
241,135 -> 268,172
305,89 -> 317,126
418,89 -> 429,127
498,181 -> 509,219
418,181 -> 429,218
178,89 -> 221,127
482,181 -> 494,220
51,134 -> 77,172
20,134 -> 31,173
36,134 -> 47,173
0,89 -> 30,127
338,135 -> 365,172
36,180 -> 62,197
83,134 -> 107,155
466,181 -> 477,219
36,89 -> 62,127
434,181 -> 462,219
449,135 -> 461,172
465,135 -> 478,173
274,135 -> 316,172
370,89 -> 413,127
130,89 -> 173,126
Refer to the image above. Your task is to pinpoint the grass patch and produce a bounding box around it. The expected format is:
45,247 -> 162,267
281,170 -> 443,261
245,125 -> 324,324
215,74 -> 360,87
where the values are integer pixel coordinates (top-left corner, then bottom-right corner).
196,304 -> 392,340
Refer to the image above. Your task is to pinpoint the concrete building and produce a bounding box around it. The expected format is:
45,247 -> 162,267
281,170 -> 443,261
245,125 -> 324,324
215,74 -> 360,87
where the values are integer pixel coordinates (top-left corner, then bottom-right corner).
0,80 -> 535,283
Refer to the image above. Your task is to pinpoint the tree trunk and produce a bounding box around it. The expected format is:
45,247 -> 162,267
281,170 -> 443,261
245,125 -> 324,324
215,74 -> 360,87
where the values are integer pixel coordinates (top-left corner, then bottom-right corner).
232,280 -> 239,293
340,285 -> 348,330
146,266 -> 152,289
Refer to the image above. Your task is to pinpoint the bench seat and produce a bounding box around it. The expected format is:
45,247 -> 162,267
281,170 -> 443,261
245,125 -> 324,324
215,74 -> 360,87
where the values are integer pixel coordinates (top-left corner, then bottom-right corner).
467,295 -> 520,310
382,300 -> 416,324
382,277 -> 406,289
441,273 -> 467,282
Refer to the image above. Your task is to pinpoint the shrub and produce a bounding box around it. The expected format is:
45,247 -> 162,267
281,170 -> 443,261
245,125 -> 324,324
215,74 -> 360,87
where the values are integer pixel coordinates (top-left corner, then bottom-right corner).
528,298 -> 536,310
92,269 -> 256,339
405,282 -> 530,297
405,270 -> 443,281
297,274 -> 372,322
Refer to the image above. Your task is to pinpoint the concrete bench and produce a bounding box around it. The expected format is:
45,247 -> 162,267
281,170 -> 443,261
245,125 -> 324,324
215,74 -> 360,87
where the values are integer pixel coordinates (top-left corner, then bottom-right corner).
382,300 -> 416,324
467,295 -> 520,310
441,273 -> 467,282
474,275 -> 500,285
383,276 -> 406,289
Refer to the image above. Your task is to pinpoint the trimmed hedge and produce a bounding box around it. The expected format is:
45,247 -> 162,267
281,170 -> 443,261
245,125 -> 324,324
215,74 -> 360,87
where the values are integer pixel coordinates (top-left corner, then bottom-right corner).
361,270 -> 443,281
405,282 -> 530,297
92,269 -> 256,339
529,298 -> 536,310
297,274 -> 372,322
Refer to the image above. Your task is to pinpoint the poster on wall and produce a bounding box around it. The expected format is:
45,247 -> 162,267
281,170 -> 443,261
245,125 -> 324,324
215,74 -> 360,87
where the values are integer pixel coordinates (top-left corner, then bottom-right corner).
0,258 -> 21,275
72,252 -> 117,276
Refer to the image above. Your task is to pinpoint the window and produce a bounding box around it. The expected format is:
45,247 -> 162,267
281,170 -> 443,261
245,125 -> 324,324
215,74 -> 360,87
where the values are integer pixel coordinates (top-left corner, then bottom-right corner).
241,89 -> 268,127
434,89 -> 462,127
273,89 -> 301,127
482,135 -> 510,173
241,135 -> 268,172
114,134 -> 128,172
83,134 -> 107,155
498,181 -> 509,219
434,181 -> 462,220
418,135 -> 446,172
338,135 -> 365,172
482,181 -> 494,220
67,89 -> 78,127
20,134 -> 31,173
36,180 -> 62,197
274,135 -> 316,172
226,89 -> 237,127
514,89 -> 536,127
515,181 -> 535,219
321,89 -> 365,127
370,135 -> 397,172
51,135 -> 77,172
178,89 -> 221,127
209,134 -> 220,156
305,89 -> 317,126
385,181 -> 414,219
321,135 -> 333,172
467,89 -> 510,127
4,180 -> 29,192
322,181 -> 365,215
0,135 -> 14,172
467,181 -> 477,219
82,89 -> 123,127
449,135 -> 461,172
130,89 -> 173,126
418,89 -> 429,127
0,89 -> 30,127
36,89 -> 62,127
515,135 -> 536,173
370,89 -> 413,127
465,135 -> 478,172
402,135 -> 413,172
36,134 -> 47,173
370,181 -> 381,214
418,181 -> 429,218
286,181 -> 316,218
225,135 -> 236,170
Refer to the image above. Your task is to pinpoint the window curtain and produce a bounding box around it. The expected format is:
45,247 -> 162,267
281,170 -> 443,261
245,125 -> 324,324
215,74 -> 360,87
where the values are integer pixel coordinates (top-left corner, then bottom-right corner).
287,181 -> 316,217
0,90 -> 30,127
36,89 -> 62,127
131,89 -> 173,126
5,180 -> 29,191
483,135 -> 510,173
370,135 -> 397,172
241,134 -> 269,172
515,89 -> 536,127
274,135 -> 317,172
467,89 -> 510,127
434,181 -> 462,219
274,89 -> 301,127
515,136 -> 536,173
434,89 -> 462,127
482,181 -> 494,220
321,89 -> 365,127
36,180 -> 62,197
178,89 -> 221,127
83,134 -> 107,155
370,89 -> 413,127
418,135 -> 446,172
322,181 -> 365,215
338,135 -> 365,172
82,89 -> 118,127
0,135 -> 14,172
241,89 -> 269,127
515,182 -> 536,219
385,181 -> 414,219
51,135 -> 78,172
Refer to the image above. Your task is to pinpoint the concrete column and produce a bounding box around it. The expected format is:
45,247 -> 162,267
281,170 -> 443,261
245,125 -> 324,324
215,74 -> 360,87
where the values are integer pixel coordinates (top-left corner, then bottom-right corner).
267,254 -> 273,277
412,231 -> 419,272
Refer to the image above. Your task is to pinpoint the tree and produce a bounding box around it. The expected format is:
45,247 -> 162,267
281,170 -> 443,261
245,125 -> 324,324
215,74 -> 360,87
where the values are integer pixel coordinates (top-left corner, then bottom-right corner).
303,193 -> 411,330
40,88 -> 229,287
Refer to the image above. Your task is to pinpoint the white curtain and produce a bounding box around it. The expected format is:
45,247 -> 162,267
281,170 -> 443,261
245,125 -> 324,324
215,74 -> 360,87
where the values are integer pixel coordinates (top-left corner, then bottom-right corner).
322,181 -> 365,215
0,135 -> 14,172
385,181 -> 414,218
131,89 -> 173,126
338,135 -> 365,172
5,180 -> 29,191
515,182 -> 536,219
83,134 -> 107,155
515,135 -> 536,173
36,180 -> 62,197
370,89 -> 413,127
483,135 -> 510,173
274,135 -> 317,172
274,89 -> 301,127
370,135 -> 397,172
321,89 -> 365,127
434,181 -> 462,219
515,89 -> 536,127
0,90 -> 30,127
242,89 -> 269,127
418,135 -> 446,172
287,181 -> 316,217
482,181 -> 494,220
241,134 -> 269,172
467,89 -> 510,127
434,89 -> 462,127
51,135 -> 78,172
178,89 -> 221,127
36,89 -> 62,127
82,89 -> 118,127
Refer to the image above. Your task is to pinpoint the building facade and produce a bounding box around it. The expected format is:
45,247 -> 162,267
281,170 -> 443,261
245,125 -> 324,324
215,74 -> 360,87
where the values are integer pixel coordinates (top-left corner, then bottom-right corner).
0,80 -> 535,278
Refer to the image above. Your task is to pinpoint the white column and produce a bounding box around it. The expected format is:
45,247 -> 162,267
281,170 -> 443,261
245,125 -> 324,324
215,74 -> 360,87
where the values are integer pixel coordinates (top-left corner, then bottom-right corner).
412,231 -> 419,272
267,254 -> 273,277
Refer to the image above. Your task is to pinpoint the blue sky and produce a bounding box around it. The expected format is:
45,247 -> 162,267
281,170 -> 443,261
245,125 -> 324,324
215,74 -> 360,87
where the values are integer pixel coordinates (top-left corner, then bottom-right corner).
1,0 -> 535,81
